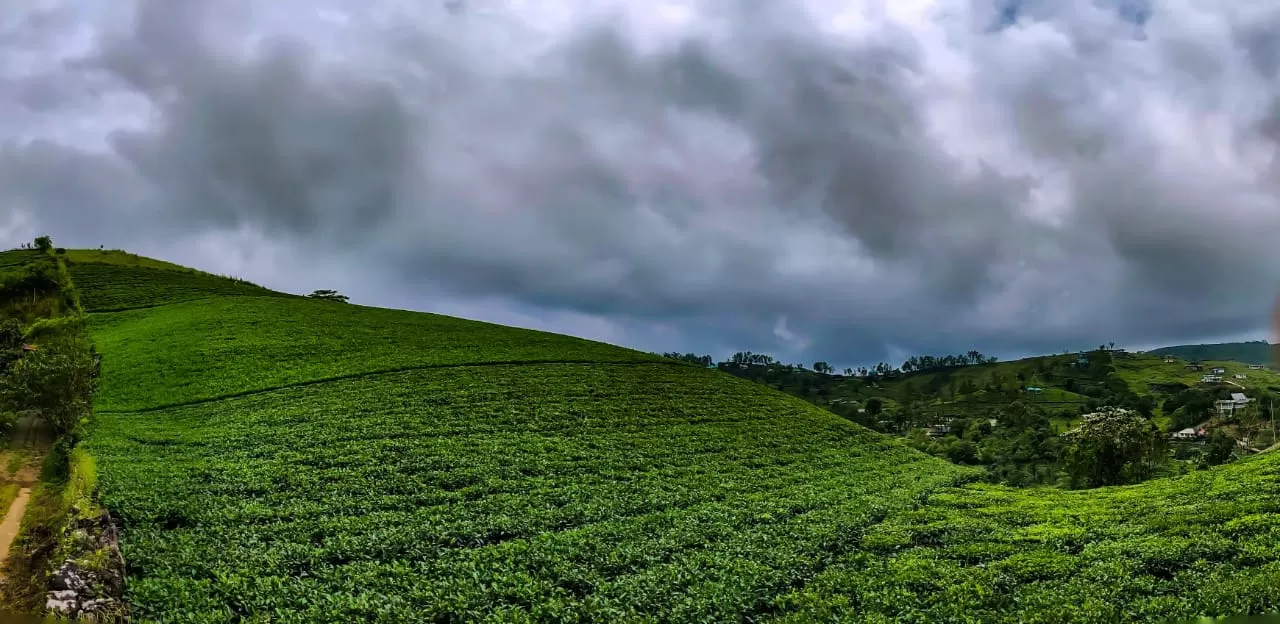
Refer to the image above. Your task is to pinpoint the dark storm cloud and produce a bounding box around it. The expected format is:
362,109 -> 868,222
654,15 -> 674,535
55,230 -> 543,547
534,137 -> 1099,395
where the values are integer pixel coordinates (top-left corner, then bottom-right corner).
4,0 -> 1280,366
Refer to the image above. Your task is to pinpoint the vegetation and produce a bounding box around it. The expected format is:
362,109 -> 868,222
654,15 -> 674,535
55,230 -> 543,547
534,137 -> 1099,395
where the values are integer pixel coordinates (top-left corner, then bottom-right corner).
67,262 -> 283,313
716,345 -> 1280,488
1,244 -> 1278,621
0,328 -> 98,435
1062,407 -> 1167,488
0,240 -> 117,617
306,289 -> 350,303
89,296 -> 662,413
1147,341 -> 1275,365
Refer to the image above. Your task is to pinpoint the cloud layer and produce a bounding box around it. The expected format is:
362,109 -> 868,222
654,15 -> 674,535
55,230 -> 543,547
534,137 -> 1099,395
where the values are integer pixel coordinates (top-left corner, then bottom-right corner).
4,0 -> 1280,365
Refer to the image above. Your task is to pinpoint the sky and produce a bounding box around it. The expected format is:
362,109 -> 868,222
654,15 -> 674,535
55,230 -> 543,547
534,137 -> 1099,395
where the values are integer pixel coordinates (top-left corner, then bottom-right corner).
3,0 -> 1280,369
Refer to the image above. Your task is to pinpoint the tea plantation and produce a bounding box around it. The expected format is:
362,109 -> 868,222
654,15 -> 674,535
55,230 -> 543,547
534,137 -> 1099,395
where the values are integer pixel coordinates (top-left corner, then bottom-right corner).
61,252 -> 1280,622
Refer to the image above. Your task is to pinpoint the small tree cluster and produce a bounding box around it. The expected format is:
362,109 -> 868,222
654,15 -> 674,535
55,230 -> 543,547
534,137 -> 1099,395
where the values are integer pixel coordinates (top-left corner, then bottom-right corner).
1063,407 -> 1166,488
307,289 -> 350,303
0,331 -> 97,435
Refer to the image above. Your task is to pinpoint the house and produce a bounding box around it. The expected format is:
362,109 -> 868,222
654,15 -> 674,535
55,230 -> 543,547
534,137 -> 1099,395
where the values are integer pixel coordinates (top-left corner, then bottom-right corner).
1235,374 -> 1248,380
1171,427 -> 1206,441
1201,374 -> 1222,383
1210,367 -> 1227,375
926,424 -> 951,438
1249,364 -> 1265,370
1185,363 -> 1203,371
1162,356 -> 1178,363
1215,393 -> 1252,417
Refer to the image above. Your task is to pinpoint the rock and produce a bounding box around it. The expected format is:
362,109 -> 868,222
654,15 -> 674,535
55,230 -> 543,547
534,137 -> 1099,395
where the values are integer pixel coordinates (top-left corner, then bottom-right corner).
46,589 -> 78,614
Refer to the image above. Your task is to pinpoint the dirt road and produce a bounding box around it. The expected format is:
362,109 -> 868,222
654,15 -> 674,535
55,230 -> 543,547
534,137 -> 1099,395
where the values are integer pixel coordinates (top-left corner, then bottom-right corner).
0,488 -> 32,580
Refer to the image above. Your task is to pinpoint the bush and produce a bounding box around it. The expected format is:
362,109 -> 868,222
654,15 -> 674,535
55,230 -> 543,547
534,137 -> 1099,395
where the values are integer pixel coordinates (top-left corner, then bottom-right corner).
33,236 -> 52,253
0,331 -> 97,435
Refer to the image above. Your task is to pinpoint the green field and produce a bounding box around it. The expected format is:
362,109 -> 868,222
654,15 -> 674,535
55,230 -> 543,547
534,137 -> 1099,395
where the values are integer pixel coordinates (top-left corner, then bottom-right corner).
46,251 -> 1280,621
67,262 -> 287,313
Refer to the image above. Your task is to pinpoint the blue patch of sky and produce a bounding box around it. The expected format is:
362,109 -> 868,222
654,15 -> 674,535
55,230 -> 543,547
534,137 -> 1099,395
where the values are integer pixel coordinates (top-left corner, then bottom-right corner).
989,0 -> 1151,32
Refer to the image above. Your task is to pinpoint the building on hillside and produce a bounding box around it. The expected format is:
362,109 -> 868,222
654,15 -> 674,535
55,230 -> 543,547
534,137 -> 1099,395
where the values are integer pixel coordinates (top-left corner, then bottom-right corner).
1210,366 -> 1227,375
1185,363 -> 1203,371
1235,374 -> 1248,380
926,424 -> 950,438
1171,427 -> 1207,441
1250,364 -> 1266,370
1162,355 -> 1178,363
1215,393 -> 1252,417
1025,386 -> 1044,393
1201,374 -> 1223,383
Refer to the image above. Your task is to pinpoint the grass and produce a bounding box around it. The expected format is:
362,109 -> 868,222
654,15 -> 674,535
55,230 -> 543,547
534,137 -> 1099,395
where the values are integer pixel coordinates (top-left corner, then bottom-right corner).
0,484 -> 19,519
62,249 -> 198,274
87,365 -> 968,622
61,250 -> 1280,621
88,296 -> 665,413
1114,355 -> 1280,395
67,263 -> 286,313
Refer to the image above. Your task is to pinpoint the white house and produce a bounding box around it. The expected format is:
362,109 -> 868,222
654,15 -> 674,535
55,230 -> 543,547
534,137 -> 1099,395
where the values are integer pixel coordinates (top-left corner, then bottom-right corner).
1235,374 -> 1248,380
1202,374 -> 1223,383
1250,364 -> 1266,370
1211,367 -> 1227,375
1216,393 -> 1252,417
1171,427 -> 1206,441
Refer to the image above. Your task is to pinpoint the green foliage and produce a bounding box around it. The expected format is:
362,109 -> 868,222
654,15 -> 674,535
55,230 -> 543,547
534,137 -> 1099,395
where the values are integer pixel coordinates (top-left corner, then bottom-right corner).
86,364 -> 969,621
1148,341 -> 1273,366
0,318 -> 23,373
33,236 -> 52,253
67,263 -> 285,312
306,289 -> 350,303
657,352 -> 714,367
0,330 -> 97,435
1064,408 -> 1167,488
53,250 -> 1280,621
1202,430 -> 1236,467
89,296 -> 662,413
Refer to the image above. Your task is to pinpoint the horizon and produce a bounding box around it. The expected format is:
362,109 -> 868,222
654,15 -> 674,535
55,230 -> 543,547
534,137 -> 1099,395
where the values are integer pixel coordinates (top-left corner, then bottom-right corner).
5,1 -> 1280,369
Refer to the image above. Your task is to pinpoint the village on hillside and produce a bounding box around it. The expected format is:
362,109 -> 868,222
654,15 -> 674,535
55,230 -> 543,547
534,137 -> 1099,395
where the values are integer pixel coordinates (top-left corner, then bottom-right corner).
702,345 -> 1279,486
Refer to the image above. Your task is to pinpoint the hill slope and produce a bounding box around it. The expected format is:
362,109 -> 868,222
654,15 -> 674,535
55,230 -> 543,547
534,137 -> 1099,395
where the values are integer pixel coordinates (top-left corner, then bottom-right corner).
55,251 -> 1280,622
1148,341 -> 1276,366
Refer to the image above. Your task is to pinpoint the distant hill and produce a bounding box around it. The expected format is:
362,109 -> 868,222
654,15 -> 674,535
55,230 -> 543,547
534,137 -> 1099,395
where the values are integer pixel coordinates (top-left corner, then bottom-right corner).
1146,341 -> 1276,365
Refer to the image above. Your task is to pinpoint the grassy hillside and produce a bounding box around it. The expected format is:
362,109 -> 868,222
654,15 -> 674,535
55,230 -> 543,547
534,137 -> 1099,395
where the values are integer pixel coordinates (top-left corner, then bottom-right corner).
64,249 -> 289,313
52,250 -> 1280,621
1148,341 -> 1276,366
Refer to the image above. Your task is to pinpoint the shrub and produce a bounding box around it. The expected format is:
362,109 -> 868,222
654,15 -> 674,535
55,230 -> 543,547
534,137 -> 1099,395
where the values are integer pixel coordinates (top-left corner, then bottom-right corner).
0,331 -> 97,435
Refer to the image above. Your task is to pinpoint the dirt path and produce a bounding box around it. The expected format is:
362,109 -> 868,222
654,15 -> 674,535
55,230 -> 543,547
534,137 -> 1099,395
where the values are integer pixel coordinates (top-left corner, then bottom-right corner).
0,488 -> 32,581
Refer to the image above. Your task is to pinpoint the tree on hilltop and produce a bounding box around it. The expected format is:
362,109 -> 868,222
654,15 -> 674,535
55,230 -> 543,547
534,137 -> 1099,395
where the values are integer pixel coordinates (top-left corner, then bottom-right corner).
307,289 -> 350,303
33,235 -> 53,252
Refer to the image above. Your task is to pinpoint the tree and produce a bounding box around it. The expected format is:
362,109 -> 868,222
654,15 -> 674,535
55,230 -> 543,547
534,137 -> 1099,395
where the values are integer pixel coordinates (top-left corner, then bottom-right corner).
1063,407 -> 1167,488
812,361 -> 833,374
307,289 -> 350,303
865,398 -> 883,417
1202,430 -> 1235,467
0,319 -> 23,373
33,235 -> 53,252
0,332 -> 97,435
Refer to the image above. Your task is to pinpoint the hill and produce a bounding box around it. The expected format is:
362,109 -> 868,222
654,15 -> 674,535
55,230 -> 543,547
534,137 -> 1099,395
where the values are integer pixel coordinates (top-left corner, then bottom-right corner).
5,246 -> 1280,621
1147,341 -> 1276,366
